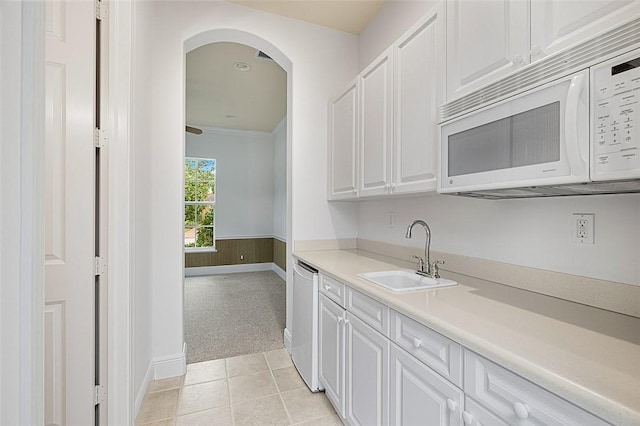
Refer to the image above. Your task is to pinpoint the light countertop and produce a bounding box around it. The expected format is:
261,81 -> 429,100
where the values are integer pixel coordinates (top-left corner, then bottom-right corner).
294,249 -> 640,426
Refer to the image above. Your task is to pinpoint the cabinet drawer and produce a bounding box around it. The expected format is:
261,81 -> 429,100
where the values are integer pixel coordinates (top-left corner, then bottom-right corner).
390,310 -> 462,387
319,274 -> 345,307
346,288 -> 388,336
464,350 -> 610,426
464,396 -> 508,426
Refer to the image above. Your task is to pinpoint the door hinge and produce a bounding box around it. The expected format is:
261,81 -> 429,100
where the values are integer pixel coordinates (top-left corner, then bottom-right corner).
94,256 -> 106,276
94,384 -> 106,405
95,0 -> 107,21
94,128 -> 107,148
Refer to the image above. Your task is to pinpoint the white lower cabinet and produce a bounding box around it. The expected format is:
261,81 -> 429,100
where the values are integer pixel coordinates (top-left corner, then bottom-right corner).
389,344 -> 463,426
464,350 -> 609,426
319,293 -> 345,417
345,313 -> 389,426
317,275 -> 610,426
319,292 -> 388,425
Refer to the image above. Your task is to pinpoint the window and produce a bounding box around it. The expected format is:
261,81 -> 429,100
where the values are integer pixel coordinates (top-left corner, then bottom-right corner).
184,157 -> 216,250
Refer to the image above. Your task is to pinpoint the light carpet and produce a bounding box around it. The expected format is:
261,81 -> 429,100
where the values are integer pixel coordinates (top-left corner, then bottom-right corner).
184,271 -> 286,364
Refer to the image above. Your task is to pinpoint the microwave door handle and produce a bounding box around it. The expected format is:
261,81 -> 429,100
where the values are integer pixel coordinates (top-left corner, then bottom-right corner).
564,71 -> 589,176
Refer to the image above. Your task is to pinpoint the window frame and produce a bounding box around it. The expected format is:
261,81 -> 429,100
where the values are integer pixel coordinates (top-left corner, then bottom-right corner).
184,156 -> 217,252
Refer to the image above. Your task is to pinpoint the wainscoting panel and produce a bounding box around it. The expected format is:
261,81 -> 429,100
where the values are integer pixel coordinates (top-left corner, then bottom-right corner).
274,238 -> 286,271
186,237 -> 286,268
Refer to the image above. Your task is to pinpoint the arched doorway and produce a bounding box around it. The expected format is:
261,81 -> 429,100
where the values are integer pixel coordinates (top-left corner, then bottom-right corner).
182,31 -> 293,364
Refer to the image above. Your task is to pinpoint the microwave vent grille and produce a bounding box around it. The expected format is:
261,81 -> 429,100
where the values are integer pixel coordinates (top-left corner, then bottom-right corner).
441,17 -> 640,122
448,180 -> 640,199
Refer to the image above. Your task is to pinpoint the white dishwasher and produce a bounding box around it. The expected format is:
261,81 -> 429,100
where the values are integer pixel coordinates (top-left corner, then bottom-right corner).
291,259 -> 322,392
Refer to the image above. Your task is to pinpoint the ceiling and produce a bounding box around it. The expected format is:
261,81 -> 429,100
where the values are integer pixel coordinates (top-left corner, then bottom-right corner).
229,0 -> 385,35
186,1 -> 385,133
186,42 -> 287,132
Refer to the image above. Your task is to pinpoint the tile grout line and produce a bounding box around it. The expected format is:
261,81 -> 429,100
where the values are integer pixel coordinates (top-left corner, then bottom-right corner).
267,351 -> 295,425
225,358 -> 236,426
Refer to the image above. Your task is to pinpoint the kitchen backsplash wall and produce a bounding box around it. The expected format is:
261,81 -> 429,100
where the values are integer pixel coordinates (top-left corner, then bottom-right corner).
357,194 -> 640,286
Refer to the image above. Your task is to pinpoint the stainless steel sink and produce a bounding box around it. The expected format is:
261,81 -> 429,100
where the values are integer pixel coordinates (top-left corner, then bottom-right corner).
358,270 -> 457,292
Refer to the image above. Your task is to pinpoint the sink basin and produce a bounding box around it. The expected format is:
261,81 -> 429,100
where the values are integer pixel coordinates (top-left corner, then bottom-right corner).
358,270 -> 457,292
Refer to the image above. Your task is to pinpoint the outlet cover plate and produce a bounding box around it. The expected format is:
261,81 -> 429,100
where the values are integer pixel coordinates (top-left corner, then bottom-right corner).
572,213 -> 594,244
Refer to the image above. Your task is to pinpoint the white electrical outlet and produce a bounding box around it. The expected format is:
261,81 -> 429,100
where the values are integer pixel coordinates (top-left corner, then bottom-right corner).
388,212 -> 396,228
572,213 -> 595,244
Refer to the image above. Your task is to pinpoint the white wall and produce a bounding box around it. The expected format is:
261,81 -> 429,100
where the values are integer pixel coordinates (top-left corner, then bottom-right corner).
186,127 -> 275,239
131,0 -> 154,407
355,0 -> 640,287
130,0 -> 359,392
273,118 -> 287,240
358,194 -> 640,286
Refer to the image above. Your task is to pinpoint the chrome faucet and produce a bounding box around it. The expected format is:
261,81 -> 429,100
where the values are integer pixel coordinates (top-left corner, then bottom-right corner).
405,219 -> 444,279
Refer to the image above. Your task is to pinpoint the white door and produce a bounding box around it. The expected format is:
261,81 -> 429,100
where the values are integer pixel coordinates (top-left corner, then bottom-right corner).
446,0 -> 529,101
389,345 -> 463,426
45,0 -> 96,424
393,3 -> 443,195
359,47 -> 393,197
318,294 -> 345,417
530,0 -> 640,61
328,80 -> 358,200
345,313 -> 389,426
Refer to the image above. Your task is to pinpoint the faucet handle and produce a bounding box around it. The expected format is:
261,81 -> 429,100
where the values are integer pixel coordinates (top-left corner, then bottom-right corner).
431,260 -> 445,279
412,255 -> 425,272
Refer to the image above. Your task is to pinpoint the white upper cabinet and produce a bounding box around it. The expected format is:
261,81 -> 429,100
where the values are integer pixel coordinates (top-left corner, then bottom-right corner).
328,80 -> 358,200
530,0 -> 640,61
359,47 -> 394,198
393,3 -> 444,194
446,0 -> 530,101
328,4 -> 444,200
446,0 -> 640,102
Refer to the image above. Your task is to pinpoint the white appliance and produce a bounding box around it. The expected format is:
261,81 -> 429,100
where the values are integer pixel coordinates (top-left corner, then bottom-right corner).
291,259 -> 322,392
440,42 -> 640,198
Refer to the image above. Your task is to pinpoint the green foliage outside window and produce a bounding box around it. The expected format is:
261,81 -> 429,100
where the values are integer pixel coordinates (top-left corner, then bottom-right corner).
184,158 -> 216,249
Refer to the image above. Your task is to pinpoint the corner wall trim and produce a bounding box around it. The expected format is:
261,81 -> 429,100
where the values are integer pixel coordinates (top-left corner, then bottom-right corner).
134,361 -> 154,418
283,328 -> 292,353
273,264 -> 286,280
153,349 -> 187,380
185,263 -> 273,277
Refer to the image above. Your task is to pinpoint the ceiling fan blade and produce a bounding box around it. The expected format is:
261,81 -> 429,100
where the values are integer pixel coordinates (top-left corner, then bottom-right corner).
186,125 -> 203,135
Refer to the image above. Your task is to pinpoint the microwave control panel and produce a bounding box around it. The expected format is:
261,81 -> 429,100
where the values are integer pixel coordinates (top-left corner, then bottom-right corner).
592,48 -> 640,179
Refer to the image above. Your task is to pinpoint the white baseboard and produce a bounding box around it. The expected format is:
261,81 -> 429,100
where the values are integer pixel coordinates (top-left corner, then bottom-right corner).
283,328 -> 292,353
135,361 -> 154,419
153,346 -> 187,380
185,263 -> 274,277
273,263 -> 286,280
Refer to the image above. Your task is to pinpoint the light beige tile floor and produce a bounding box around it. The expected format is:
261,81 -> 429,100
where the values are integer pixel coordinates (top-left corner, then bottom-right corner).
136,349 -> 343,426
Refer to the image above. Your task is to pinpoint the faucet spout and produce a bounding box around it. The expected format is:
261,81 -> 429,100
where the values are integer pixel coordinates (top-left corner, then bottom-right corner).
405,220 -> 432,276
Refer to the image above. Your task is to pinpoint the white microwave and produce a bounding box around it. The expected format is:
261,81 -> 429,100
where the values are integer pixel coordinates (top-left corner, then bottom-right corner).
439,48 -> 640,198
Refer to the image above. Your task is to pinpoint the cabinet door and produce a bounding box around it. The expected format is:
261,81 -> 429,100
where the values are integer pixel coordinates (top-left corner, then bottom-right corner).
531,0 -> 640,61
359,47 -> 393,197
328,80 -> 358,200
389,345 -> 463,426
393,3 -> 443,194
446,0 -> 529,101
319,294 -> 345,417
345,313 -> 389,426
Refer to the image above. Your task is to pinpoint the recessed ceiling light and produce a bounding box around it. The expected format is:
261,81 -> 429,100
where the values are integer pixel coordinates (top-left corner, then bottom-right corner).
233,62 -> 251,72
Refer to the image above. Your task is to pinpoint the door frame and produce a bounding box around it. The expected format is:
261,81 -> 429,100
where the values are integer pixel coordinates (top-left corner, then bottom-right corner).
0,1 -> 46,424
0,1 -> 136,423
